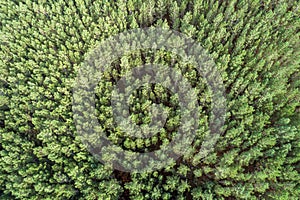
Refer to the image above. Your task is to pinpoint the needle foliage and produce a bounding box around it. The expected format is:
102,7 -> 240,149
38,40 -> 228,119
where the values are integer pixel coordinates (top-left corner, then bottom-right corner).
0,0 -> 299,199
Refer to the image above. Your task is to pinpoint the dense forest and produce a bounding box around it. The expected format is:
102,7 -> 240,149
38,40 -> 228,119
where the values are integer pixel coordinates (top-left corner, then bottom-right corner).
0,0 -> 299,199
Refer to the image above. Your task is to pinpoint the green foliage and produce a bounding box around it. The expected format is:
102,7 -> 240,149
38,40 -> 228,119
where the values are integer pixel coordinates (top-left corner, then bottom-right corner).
0,0 -> 299,199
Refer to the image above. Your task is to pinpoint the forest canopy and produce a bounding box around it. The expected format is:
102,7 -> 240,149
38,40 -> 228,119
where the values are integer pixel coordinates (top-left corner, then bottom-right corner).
0,0 -> 299,199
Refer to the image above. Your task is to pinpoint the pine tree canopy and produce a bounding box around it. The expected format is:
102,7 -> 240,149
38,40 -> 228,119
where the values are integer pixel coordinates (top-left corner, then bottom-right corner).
0,0 -> 299,199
